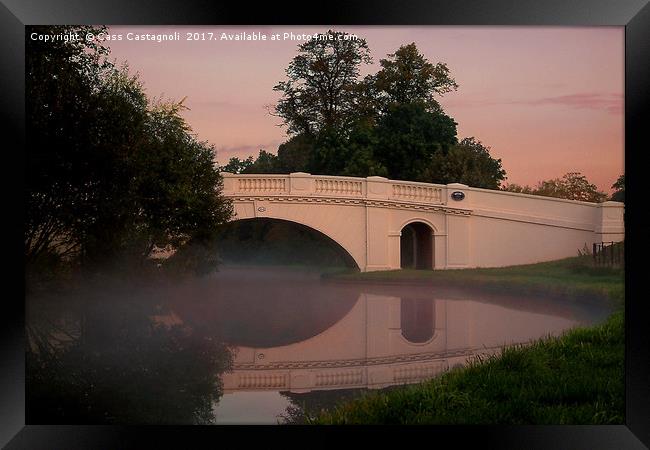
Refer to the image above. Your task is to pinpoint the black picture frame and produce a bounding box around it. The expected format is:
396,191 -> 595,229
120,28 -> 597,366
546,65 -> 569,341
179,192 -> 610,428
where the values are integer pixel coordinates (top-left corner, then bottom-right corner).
3,0 -> 649,448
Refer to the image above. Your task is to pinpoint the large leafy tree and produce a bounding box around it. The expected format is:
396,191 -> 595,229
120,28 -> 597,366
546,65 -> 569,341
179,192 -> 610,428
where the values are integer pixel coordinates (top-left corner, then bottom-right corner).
373,102 -> 458,182
340,123 -> 388,178
26,26 -> 233,272
249,34 -> 507,191
423,137 -> 507,188
129,98 -> 233,257
371,42 -> 458,114
276,134 -> 314,173
26,25 -> 114,265
272,30 -> 372,137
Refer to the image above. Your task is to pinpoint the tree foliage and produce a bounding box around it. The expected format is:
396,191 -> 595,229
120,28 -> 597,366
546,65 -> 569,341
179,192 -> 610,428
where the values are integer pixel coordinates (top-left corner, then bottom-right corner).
372,42 -> 458,114
242,33 -> 506,188
373,102 -> 458,182
534,172 -> 607,202
610,175 -> 624,202
219,156 -> 255,174
26,25 -> 233,272
424,137 -> 507,188
276,134 -> 315,173
272,30 -> 372,137
500,183 -> 535,195
502,172 -> 608,203
26,25 -> 114,266
245,149 -> 281,173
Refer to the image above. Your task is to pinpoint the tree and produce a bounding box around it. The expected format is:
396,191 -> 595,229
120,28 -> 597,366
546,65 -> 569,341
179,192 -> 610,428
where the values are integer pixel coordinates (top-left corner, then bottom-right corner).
611,175 -> 624,202
276,134 -> 314,173
372,42 -> 458,114
501,183 -> 535,194
26,25 -> 115,265
373,102 -> 458,182
272,30 -> 372,137
73,76 -> 233,269
133,99 -> 233,252
26,26 -> 233,273
423,137 -> 506,188
257,33 -> 508,191
219,156 -> 254,174
534,172 -> 607,202
502,172 -> 607,203
308,128 -> 353,175
243,150 -> 280,173
340,123 -> 388,178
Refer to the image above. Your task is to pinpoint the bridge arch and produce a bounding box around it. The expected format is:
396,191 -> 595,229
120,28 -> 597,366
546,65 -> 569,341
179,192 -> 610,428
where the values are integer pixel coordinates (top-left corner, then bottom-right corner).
217,217 -> 361,271
400,220 -> 435,270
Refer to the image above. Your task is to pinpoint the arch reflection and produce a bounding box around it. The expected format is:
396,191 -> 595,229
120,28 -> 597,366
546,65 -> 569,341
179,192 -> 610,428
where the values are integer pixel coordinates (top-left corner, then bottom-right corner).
400,298 -> 435,343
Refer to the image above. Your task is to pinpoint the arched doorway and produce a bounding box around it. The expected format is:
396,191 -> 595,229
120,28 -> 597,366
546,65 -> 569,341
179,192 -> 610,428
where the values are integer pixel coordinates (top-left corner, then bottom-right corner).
400,222 -> 434,269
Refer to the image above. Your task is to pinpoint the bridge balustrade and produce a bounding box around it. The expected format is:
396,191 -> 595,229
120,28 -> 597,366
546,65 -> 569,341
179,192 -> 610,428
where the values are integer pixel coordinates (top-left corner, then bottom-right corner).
221,172 -> 446,204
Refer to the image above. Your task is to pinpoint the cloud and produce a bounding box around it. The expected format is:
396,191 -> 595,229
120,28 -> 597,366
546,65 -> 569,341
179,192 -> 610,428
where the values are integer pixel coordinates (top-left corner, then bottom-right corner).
443,92 -> 623,115
189,100 -> 233,108
519,93 -> 623,114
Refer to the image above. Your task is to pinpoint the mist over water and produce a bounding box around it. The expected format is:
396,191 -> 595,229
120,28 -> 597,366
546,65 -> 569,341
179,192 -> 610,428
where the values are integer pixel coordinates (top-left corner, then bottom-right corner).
181,265 -> 611,424
25,263 -> 613,425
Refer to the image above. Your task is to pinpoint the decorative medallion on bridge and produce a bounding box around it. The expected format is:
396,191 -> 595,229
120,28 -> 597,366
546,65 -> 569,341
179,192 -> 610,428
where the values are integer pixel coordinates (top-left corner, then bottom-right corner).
257,206 -> 266,212
451,191 -> 465,201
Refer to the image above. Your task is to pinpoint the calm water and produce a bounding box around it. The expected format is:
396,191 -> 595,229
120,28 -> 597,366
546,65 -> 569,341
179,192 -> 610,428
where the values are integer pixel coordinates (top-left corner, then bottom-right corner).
26,266 -> 613,425
158,266 -> 612,425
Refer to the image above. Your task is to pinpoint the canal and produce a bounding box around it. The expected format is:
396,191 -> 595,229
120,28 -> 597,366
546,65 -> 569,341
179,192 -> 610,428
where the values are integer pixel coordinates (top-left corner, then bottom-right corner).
25,265 -> 613,424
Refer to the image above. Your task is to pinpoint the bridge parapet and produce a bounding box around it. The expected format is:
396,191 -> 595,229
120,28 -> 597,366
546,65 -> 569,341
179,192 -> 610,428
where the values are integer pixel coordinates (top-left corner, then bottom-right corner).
221,172 -> 447,205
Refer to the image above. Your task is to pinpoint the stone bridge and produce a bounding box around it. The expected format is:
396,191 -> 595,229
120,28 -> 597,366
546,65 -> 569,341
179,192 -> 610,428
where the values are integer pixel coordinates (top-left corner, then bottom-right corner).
221,173 -> 624,271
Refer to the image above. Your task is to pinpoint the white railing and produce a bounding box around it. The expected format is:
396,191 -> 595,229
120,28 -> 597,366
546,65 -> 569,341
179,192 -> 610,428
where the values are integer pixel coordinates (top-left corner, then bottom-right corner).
236,177 -> 288,193
314,178 -> 364,196
221,172 -> 447,204
391,183 -> 443,203
237,373 -> 288,389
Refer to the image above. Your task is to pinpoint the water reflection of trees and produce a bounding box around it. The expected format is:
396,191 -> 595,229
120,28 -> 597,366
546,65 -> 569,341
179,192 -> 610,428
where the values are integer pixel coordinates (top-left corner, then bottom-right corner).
279,389 -> 373,424
26,283 -> 234,425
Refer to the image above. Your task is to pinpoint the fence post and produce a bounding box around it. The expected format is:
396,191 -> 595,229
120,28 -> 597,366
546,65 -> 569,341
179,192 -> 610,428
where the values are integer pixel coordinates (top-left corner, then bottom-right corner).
593,243 -> 597,265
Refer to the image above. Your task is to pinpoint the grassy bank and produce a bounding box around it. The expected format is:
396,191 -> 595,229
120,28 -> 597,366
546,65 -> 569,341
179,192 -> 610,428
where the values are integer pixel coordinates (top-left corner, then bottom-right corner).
327,256 -> 624,307
311,256 -> 625,424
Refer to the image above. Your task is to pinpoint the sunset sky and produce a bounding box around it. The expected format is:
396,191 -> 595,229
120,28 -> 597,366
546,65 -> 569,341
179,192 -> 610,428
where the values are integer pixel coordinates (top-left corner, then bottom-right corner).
106,26 -> 624,193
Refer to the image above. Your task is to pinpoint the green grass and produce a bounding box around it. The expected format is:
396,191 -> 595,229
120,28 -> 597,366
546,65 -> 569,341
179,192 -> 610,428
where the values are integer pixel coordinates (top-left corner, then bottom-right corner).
328,256 -> 624,307
311,256 -> 625,425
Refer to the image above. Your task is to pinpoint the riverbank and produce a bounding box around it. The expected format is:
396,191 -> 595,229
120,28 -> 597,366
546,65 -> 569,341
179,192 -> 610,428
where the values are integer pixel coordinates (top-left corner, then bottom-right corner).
311,256 -> 624,424
325,256 -> 623,307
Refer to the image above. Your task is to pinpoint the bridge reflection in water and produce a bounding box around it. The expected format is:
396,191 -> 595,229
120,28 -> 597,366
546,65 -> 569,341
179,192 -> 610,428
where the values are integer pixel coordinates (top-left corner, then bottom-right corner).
217,292 -> 582,394
158,267 -> 609,424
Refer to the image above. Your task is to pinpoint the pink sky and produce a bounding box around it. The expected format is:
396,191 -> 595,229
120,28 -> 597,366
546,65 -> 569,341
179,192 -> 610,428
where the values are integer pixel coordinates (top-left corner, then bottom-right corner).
106,26 -> 624,193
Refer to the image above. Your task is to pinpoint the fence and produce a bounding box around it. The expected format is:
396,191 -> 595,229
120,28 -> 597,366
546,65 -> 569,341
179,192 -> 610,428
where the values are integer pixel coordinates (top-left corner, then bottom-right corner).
592,241 -> 624,267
